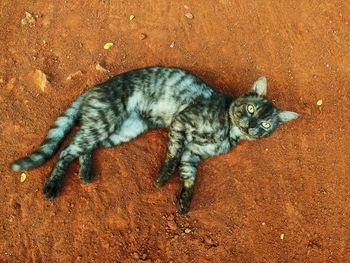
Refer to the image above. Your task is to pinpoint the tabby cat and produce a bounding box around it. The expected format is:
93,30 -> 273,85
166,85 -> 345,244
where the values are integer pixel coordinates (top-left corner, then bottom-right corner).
11,66 -> 298,213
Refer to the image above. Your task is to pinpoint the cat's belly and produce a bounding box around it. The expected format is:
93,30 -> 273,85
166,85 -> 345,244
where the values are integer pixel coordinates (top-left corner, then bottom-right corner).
127,91 -> 198,127
186,139 -> 231,159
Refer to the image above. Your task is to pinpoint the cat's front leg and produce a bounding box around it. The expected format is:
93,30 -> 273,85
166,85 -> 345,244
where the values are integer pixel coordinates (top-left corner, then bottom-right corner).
155,121 -> 185,187
78,152 -> 94,183
178,150 -> 201,213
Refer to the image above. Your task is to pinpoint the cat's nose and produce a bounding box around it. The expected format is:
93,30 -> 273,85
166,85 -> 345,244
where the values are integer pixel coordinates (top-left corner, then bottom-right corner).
249,119 -> 257,128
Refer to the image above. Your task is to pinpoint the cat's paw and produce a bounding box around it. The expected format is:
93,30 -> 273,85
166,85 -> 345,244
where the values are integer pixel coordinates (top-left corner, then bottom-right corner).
78,168 -> 94,184
154,174 -> 169,187
177,188 -> 193,214
43,179 -> 62,199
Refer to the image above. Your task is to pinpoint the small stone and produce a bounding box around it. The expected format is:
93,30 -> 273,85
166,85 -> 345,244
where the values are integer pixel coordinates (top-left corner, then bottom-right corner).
185,12 -> 194,19
133,252 -> 139,259
129,15 -> 135,21
66,70 -> 83,80
167,214 -> 174,221
184,5 -> 189,9
21,11 -> 36,25
139,33 -> 147,40
95,63 -> 107,72
170,41 -> 175,48
167,220 -> 177,231
141,253 -> 147,260
261,222 -> 266,226
33,69 -> 49,92
280,233 -> 285,240
204,236 -> 214,245
184,228 -> 191,234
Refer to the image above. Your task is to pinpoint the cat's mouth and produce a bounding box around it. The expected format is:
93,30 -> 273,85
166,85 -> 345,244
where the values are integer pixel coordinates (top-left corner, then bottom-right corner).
241,127 -> 259,140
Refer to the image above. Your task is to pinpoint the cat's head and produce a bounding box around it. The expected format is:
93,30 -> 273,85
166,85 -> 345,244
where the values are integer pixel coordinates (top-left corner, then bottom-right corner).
230,76 -> 299,140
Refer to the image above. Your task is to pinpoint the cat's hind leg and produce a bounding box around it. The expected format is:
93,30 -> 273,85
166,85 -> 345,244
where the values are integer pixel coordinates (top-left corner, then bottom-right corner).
43,127 -> 107,198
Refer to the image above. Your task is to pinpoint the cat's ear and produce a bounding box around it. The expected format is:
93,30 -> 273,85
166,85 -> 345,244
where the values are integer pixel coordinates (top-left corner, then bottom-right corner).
278,111 -> 299,123
251,76 -> 267,96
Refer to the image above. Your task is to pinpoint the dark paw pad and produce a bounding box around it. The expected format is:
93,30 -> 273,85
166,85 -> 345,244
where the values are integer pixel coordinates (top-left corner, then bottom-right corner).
43,179 -> 62,199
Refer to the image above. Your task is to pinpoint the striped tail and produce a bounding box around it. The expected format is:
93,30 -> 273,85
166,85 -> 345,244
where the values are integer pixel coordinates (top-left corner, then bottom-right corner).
11,94 -> 86,172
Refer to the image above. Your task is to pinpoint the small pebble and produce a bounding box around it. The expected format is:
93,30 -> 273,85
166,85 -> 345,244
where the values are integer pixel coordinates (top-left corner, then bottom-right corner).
33,69 -> 49,92
170,42 -> 175,48
185,12 -> 194,19
184,228 -> 191,234
95,63 -> 107,72
167,220 -> 177,231
129,15 -> 135,21
204,236 -> 214,245
139,33 -> 147,40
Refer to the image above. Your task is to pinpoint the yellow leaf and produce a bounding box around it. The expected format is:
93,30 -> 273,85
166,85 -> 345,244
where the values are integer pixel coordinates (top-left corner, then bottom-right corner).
103,42 -> 114,50
20,173 -> 27,183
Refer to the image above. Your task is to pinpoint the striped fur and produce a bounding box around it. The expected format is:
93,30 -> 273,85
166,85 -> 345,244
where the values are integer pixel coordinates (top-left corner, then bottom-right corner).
11,94 -> 85,171
10,66 -> 298,213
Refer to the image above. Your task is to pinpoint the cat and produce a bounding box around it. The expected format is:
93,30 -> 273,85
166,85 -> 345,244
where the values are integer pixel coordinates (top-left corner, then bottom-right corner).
11,66 -> 298,213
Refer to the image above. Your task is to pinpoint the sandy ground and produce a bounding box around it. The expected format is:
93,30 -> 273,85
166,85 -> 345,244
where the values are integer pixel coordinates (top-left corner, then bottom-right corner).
1,0 -> 350,262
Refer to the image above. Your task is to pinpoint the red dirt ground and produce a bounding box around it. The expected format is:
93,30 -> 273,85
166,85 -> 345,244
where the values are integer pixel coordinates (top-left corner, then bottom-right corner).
1,1 -> 350,262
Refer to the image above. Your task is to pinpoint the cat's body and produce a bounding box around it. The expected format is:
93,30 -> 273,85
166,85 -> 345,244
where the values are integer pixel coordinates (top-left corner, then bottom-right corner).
11,66 -> 298,213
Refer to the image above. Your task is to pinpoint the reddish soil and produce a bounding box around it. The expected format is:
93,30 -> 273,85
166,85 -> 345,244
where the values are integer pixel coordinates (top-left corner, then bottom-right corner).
1,1 -> 350,262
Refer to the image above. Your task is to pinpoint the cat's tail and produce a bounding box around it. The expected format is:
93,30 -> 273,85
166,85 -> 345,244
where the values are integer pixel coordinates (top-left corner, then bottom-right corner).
11,94 -> 86,172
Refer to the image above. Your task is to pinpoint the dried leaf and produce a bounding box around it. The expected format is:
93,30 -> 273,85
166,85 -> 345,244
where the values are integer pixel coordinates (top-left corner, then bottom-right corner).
103,42 -> 114,50
20,173 -> 27,183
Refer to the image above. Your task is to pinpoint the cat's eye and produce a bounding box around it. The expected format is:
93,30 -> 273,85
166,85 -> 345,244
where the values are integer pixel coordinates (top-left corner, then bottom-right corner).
261,121 -> 271,129
247,104 -> 255,114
